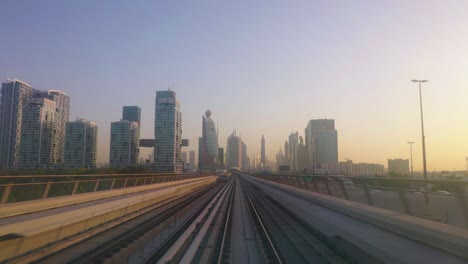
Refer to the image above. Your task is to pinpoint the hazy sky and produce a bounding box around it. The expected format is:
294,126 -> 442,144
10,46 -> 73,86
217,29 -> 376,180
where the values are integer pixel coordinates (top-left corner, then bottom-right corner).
1,1 -> 468,170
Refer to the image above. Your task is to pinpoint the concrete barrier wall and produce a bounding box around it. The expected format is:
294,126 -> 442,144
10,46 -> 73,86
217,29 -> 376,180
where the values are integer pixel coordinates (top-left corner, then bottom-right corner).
0,177 -> 216,262
248,176 -> 468,260
0,177 -> 213,218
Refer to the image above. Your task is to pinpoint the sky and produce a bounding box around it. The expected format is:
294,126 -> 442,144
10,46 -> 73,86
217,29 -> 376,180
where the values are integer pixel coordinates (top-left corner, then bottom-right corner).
1,0 -> 468,171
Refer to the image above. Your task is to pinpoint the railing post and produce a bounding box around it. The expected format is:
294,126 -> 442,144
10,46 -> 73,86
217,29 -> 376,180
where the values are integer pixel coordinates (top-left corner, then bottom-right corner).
398,190 -> 412,215
363,183 -> 374,206
134,178 -> 139,186
42,181 -> 52,199
1,183 -> 13,204
124,178 -> 129,188
312,179 -> 319,192
72,181 -> 80,195
110,179 -> 116,190
324,178 -> 332,196
457,195 -> 468,228
93,179 -> 100,192
300,177 -> 307,189
339,180 -> 349,200
305,180 -> 312,191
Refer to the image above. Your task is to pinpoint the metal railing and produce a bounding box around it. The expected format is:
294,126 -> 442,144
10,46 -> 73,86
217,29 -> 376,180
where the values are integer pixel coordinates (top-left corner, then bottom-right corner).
0,172 -> 212,204
253,173 -> 468,229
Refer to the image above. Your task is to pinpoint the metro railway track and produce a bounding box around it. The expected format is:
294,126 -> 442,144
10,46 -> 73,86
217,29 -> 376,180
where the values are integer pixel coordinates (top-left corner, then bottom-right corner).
32,181 -> 224,264
239,175 -> 349,264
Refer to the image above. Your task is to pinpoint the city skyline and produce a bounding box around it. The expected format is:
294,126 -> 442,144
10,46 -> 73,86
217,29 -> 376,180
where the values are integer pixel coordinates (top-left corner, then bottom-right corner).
2,1 -> 468,170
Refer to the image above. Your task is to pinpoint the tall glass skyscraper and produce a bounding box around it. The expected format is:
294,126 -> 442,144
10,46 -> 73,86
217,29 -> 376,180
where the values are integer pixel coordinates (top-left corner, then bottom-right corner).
305,119 -> 338,170
122,106 -> 141,127
226,131 -> 242,169
36,90 -> 70,164
154,90 -> 182,172
0,79 -> 38,168
19,98 -> 58,169
110,120 -> 140,167
65,118 -> 98,168
198,110 -> 220,170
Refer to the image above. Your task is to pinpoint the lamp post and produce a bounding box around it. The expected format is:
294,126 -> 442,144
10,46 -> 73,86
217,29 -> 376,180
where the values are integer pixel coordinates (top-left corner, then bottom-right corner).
411,79 -> 429,204
465,157 -> 468,173
407,142 -> 414,178
311,139 -> 316,175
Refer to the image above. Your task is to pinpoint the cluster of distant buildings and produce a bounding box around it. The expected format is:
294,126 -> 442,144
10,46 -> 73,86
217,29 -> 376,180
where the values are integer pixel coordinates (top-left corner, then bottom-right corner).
0,79 -> 185,172
274,119 -> 387,176
0,78 -> 413,176
0,79 -> 82,170
0,79 -> 230,173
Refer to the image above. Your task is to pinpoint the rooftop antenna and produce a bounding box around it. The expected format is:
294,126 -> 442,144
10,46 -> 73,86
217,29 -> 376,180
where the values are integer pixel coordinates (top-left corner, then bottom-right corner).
168,84 -> 175,91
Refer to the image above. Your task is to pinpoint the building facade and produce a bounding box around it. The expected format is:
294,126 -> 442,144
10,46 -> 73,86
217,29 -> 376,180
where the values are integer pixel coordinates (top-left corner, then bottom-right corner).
18,98 -> 58,169
321,160 -> 385,176
0,79 -> 38,169
64,119 -> 98,168
198,110 -> 220,170
388,159 -> 410,174
242,141 -> 248,170
189,150 -> 196,171
226,131 -> 242,168
122,106 -> 141,127
261,135 -> 266,168
110,120 -> 140,167
305,119 -> 338,170
288,132 -> 299,172
154,90 -> 182,172
36,90 -> 70,164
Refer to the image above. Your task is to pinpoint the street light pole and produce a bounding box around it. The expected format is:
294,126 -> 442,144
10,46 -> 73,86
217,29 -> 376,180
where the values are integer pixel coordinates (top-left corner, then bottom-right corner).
408,141 -> 414,178
465,157 -> 468,173
412,79 -> 429,204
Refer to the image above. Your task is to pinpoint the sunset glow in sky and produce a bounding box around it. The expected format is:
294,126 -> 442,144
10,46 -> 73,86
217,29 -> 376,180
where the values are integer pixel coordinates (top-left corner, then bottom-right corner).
1,1 -> 468,170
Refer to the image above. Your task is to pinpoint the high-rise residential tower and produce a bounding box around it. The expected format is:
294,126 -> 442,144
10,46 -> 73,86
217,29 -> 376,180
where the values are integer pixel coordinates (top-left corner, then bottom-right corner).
261,135 -> 266,168
198,110 -> 220,170
64,118 -> 98,168
36,90 -> 70,163
18,98 -> 58,169
109,120 -> 140,166
0,79 -> 38,168
154,90 -> 182,172
122,106 -> 141,127
305,119 -> 338,170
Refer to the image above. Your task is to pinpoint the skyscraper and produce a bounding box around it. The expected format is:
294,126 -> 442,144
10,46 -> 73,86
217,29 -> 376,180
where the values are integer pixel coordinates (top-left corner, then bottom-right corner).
297,136 -> 307,172
18,98 -> 58,169
36,90 -> 70,164
218,148 -> 225,168
198,110 -> 220,170
242,141 -> 248,170
122,106 -> 141,127
0,79 -> 38,168
109,120 -> 140,166
288,132 -> 299,172
226,131 -> 242,168
305,119 -> 338,170
189,150 -> 196,171
154,90 -> 182,172
284,141 -> 289,162
261,135 -> 266,168
64,118 -> 98,168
